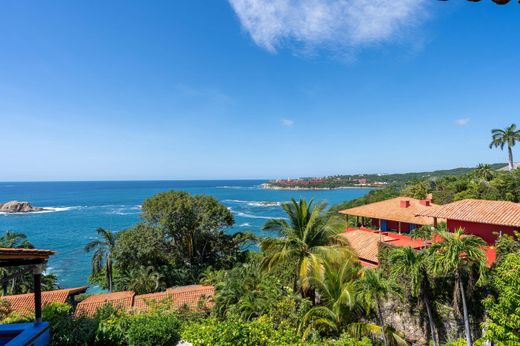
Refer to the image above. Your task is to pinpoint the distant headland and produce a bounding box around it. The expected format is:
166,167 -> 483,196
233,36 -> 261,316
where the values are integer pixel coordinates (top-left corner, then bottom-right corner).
262,163 -> 506,190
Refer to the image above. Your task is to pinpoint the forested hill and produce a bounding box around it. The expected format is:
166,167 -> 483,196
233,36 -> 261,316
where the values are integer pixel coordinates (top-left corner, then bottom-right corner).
265,163 -> 506,189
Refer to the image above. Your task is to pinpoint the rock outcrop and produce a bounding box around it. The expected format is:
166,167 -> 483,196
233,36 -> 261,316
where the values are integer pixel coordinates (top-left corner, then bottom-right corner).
0,201 -> 46,213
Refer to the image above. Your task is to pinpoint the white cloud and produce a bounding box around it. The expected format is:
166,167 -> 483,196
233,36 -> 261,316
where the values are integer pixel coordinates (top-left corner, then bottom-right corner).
454,117 -> 470,126
281,118 -> 294,127
228,0 -> 429,54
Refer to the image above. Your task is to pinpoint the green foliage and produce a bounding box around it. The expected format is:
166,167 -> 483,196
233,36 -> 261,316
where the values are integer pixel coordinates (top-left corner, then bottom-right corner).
92,191 -> 253,293
482,252 -> 520,344
84,227 -> 117,292
0,231 -> 58,294
126,313 -> 181,346
181,315 -> 302,346
44,303 -> 97,346
261,198 -> 352,295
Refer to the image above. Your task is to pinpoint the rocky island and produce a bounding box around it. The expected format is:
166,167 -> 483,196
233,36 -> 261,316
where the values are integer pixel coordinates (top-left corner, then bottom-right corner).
0,201 -> 47,213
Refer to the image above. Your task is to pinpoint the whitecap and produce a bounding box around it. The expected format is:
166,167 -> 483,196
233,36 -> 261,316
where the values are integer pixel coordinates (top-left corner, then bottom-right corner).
0,206 -> 79,215
236,212 -> 274,220
239,222 -> 251,227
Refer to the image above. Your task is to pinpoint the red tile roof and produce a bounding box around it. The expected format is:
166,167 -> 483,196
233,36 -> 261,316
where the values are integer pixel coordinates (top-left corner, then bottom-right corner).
76,285 -> 215,315
1,286 -> 88,316
339,197 -> 438,225
75,291 -> 135,316
167,285 -> 215,309
341,228 -> 425,266
417,199 -> 520,227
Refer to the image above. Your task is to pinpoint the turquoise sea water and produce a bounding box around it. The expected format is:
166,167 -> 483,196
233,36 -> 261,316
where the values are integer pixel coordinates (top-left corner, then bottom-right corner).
0,181 -> 370,289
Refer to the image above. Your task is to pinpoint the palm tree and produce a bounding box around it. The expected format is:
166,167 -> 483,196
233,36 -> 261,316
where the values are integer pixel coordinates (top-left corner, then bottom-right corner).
115,265 -> 165,294
0,231 -> 34,295
84,228 -> 117,292
474,163 -> 494,181
489,123 -> 520,172
0,231 -> 33,249
261,198 -> 350,296
429,228 -> 486,346
389,247 -> 437,346
357,268 -> 401,346
411,225 -> 434,249
301,251 -> 359,338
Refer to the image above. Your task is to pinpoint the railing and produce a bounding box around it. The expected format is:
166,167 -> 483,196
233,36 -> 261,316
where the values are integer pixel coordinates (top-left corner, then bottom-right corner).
0,322 -> 50,346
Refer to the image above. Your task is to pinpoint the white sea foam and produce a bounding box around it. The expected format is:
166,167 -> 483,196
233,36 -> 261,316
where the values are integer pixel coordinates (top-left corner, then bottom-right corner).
239,222 -> 251,227
236,212 -> 274,220
0,206 -> 78,215
223,199 -> 284,207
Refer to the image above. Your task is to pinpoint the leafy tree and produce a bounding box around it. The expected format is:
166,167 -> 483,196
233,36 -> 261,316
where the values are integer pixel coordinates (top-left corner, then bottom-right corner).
389,247 -> 437,346
357,268 -> 401,346
84,228 -> 117,292
140,191 -> 250,282
429,228 -> 487,346
261,199 -> 350,296
482,252 -> 520,344
410,225 -> 434,248
489,123 -> 520,172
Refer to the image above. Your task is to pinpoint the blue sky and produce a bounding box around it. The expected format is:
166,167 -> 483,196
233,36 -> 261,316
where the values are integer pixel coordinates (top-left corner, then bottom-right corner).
0,1 -> 519,181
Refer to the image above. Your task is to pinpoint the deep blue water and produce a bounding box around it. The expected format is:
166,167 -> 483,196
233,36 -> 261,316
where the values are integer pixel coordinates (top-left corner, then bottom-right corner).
0,181 -> 370,289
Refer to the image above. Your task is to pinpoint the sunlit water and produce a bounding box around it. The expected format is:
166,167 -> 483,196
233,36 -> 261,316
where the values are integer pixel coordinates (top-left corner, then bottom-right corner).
0,181 -> 370,288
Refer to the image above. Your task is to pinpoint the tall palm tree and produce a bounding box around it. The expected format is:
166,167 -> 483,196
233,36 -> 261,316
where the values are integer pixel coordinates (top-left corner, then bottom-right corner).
489,123 -> 520,172
389,247 -> 437,346
84,228 -> 117,292
429,228 -> 486,346
357,268 -> 401,346
261,198 -> 350,296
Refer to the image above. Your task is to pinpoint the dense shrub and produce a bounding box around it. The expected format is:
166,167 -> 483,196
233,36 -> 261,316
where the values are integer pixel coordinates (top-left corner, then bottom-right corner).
126,313 -> 181,346
181,315 -> 302,346
43,303 -> 96,346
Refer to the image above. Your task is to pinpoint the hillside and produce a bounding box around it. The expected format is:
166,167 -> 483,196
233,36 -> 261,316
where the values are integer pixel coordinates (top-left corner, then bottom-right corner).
264,163 -> 506,189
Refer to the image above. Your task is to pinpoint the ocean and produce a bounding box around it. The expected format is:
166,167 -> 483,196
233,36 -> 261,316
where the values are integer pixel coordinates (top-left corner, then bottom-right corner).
0,180 -> 370,289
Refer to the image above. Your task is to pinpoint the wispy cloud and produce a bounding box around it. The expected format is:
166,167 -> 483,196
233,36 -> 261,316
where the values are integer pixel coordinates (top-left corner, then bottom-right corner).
454,117 -> 470,126
228,0 -> 429,54
281,118 -> 294,127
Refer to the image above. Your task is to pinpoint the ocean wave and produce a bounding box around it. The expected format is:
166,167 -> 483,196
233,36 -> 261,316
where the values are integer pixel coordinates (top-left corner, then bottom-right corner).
236,212 -> 274,220
239,222 -> 251,227
216,186 -> 259,190
0,206 -> 79,215
223,199 -> 284,207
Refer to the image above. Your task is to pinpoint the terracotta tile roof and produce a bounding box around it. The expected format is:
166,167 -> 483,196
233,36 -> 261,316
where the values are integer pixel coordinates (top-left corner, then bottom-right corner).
417,199 -> 520,227
339,197 -> 438,225
341,229 -> 393,264
76,285 -> 215,315
133,291 -> 171,312
341,228 -> 425,265
75,291 -> 135,316
1,286 -> 88,316
167,285 -> 215,309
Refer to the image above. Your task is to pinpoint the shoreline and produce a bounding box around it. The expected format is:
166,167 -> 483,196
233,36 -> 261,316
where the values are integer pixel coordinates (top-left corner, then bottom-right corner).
260,183 -> 376,191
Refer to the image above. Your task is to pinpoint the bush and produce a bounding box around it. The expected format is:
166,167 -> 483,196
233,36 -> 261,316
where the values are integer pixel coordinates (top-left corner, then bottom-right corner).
181,315 -> 301,346
126,313 -> 181,346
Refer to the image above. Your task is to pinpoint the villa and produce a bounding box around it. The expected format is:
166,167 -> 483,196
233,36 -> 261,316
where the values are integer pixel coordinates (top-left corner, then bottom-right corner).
338,197 -> 516,268
339,196 -> 438,233
417,199 -> 520,244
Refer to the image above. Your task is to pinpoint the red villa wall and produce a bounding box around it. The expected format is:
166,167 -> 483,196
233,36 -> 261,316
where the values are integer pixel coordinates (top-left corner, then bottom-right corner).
447,220 -> 518,244
371,219 -> 412,233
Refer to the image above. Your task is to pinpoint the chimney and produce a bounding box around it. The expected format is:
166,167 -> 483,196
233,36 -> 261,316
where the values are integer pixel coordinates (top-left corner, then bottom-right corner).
419,200 -> 431,206
426,193 -> 433,203
400,200 -> 411,208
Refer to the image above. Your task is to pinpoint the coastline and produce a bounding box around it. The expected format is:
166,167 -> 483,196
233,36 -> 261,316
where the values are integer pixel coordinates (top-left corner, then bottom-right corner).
260,183 -> 375,191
